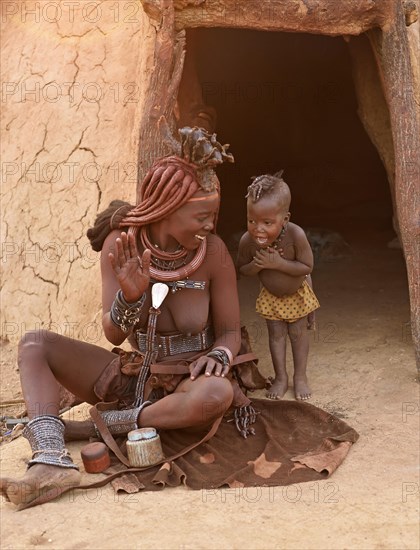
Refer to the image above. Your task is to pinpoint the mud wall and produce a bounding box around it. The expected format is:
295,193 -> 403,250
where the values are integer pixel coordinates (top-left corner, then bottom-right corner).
1,1 -> 152,346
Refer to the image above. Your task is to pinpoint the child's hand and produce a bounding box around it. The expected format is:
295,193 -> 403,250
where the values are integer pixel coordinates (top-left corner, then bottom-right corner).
253,248 -> 286,270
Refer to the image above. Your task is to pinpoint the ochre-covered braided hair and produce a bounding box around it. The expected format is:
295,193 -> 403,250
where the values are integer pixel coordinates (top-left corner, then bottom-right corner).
120,126 -> 233,228
120,156 -> 210,228
87,124 -> 233,250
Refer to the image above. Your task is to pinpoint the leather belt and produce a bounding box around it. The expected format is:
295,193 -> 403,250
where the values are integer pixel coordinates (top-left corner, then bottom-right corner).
135,325 -> 214,359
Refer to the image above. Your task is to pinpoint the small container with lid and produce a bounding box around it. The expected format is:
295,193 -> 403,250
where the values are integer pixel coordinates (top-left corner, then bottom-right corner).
81,442 -> 111,473
126,427 -> 164,467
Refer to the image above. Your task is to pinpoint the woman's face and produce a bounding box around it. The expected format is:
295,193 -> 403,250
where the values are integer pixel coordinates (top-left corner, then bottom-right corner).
164,192 -> 220,250
247,196 -> 290,247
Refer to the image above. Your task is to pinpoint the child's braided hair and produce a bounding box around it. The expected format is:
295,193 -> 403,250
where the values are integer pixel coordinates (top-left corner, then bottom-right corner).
246,170 -> 291,208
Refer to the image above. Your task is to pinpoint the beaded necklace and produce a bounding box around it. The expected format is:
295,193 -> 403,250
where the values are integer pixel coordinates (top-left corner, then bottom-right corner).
263,224 -> 287,253
129,226 -> 207,282
140,226 -> 187,262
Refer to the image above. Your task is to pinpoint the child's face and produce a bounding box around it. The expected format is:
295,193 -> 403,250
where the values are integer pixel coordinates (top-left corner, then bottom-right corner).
247,197 -> 290,247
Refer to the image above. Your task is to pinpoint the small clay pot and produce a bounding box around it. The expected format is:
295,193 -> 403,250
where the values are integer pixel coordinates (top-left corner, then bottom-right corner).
81,442 -> 111,473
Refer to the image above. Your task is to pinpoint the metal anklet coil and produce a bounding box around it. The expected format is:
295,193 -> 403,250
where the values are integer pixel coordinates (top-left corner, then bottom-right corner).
93,402 -> 152,440
23,415 -> 79,470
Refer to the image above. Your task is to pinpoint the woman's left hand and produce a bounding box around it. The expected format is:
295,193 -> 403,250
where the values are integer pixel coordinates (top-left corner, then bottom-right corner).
189,356 -> 229,380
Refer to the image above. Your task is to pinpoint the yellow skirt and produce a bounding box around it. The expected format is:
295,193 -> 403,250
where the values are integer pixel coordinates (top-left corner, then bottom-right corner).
256,279 -> 320,322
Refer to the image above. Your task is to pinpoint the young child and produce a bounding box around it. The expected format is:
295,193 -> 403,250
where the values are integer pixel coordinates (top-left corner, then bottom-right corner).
236,171 -> 319,400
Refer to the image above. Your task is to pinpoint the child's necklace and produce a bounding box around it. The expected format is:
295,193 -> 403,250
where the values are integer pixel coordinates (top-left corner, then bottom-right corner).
270,224 -> 287,251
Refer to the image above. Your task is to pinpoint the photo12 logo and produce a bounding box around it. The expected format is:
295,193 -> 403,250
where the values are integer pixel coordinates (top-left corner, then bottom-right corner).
1,161 -> 138,185
2,81 -> 140,105
1,2 -> 142,25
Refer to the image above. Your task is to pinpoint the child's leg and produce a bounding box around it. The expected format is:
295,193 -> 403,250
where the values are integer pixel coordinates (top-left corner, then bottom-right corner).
288,316 -> 311,400
266,319 -> 288,400
306,275 -> 316,330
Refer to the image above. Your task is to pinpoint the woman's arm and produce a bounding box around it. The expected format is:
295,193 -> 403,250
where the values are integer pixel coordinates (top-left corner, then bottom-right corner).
101,230 -> 151,345
210,238 -> 241,356
190,235 -> 241,380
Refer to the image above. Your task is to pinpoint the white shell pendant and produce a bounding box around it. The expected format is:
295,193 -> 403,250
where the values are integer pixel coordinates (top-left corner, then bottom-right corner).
151,283 -> 169,309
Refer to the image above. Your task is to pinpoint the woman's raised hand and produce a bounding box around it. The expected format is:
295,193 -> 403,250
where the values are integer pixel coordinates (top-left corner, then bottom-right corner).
109,232 -> 151,303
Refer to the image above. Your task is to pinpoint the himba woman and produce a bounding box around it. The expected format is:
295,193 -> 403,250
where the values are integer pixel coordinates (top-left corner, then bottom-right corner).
1,125 -> 255,509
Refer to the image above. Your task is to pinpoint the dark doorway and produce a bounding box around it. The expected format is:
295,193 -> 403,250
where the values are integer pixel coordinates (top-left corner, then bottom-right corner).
190,28 -> 392,244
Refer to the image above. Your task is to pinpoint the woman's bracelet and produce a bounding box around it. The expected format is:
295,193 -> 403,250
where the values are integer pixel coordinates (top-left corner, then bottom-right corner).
110,289 -> 146,333
213,346 -> 233,365
206,346 -> 233,367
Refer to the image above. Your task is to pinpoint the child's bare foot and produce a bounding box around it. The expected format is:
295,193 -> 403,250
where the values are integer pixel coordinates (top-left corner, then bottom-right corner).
294,376 -> 312,400
0,464 -> 81,509
266,377 -> 289,400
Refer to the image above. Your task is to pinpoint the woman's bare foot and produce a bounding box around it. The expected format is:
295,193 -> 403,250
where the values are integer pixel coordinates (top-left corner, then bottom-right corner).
0,464 -> 81,509
266,377 -> 289,400
294,376 -> 311,400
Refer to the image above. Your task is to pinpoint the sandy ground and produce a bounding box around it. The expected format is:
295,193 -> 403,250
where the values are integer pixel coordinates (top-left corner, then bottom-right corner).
1,229 -> 419,550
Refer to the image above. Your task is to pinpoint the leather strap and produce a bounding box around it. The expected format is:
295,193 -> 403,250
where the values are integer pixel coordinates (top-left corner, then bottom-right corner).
89,404 -> 222,469
149,352 -> 258,375
17,353 -> 258,510
150,363 -> 190,375
89,406 -> 132,467
18,415 -> 222,511
231,352 -> 258,366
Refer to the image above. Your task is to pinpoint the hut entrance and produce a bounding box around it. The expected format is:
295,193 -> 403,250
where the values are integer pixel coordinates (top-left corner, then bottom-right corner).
188,28 -> 392,245
137,1 -> 419,368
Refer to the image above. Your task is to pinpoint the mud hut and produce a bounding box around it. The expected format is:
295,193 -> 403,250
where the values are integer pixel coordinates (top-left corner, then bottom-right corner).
1,0 -> 419,369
